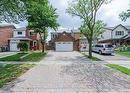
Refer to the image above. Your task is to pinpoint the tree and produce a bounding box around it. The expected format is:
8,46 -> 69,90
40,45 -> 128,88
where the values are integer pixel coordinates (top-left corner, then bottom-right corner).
119,5 -> 130,21
80,20 -> 106,43
17,42 -> 29,52
67,0 -> 110,58
0,0 -> 59,52
27,1 -> 59,52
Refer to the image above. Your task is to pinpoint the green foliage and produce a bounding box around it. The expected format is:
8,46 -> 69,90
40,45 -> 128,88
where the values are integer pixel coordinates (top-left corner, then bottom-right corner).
0,53 -> 27,61
21,52 -> 46,62
67,0 -> 108,58
107,64 -> 130,75
80,20 -> 106,41
0,64 -> 34,88
17,42 -> 29,52
116,52 -> 130,57
0,0 -> 26,23
120,9 -> 130,21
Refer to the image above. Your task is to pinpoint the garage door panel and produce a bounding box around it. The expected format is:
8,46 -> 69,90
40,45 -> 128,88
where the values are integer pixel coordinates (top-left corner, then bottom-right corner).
55,42 -> 73,52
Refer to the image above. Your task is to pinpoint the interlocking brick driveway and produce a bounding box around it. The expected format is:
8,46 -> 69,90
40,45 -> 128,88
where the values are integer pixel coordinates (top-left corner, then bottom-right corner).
1,51 -> 130,93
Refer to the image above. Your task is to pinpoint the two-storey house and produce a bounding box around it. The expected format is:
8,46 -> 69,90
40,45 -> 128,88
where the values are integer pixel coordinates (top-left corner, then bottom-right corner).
0,24 -> 15,52
49,29 -> 89,52
9,27 -> 42,51
98,24 -> 130,46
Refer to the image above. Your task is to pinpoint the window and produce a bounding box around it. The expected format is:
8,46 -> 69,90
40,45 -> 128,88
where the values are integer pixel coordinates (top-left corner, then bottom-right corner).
115,31 -> 124,36
128,31 -> 130,34
17,32 -> 22,35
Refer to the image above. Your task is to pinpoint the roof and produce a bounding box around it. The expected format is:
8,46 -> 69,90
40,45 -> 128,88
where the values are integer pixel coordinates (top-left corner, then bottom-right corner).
121,34 -> 130,39
54,31 -> 75,42
105,24 -> 130,31
9,37 -> 32,41
0,24 -> 15,29
14,27 -> 26,31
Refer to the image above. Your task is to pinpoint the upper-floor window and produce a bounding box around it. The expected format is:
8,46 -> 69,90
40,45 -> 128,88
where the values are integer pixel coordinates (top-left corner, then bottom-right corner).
128,31 -> 130,34
115,31 -> 124,36
17,32 -> 22,35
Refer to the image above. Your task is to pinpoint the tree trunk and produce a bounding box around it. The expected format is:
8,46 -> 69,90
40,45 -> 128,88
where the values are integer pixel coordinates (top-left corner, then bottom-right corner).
41,41 -> 45,53
88,40 -> 92,58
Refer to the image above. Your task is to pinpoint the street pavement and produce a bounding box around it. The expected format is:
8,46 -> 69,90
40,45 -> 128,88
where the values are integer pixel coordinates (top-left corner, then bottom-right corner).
1,51 -> 130,93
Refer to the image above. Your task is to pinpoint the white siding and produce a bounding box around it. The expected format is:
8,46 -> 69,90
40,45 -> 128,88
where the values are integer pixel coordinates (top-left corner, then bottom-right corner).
112,26 -> 128,39
80,39 -> 89,52
13,30 -> 26,38
99,29 -> 112,41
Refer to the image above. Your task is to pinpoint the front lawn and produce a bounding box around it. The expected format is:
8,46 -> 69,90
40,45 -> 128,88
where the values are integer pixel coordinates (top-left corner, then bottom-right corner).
21,52 -> 46,62
0,64 -> 34,88
82,53 -> 102,61
116,51 -> 130,57
106,64 -> 130,76
0,53 -> 28,61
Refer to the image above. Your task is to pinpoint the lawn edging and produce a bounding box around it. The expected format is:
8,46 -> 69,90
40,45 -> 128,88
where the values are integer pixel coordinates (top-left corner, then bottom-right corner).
106,64 -> 130,76
81,52 -> 102,61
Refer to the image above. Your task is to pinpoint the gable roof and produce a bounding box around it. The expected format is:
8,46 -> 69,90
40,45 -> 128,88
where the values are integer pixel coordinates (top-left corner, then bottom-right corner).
55,31 -> 75,42
105,24 -> 129,31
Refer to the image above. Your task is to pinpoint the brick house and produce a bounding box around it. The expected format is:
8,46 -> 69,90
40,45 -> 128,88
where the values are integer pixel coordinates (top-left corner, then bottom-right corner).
49,30 -> 89,52
0,25 -> 15,51
9,27 -> 42,51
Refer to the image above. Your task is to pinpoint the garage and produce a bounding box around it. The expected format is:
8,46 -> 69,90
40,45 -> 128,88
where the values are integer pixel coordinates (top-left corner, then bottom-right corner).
10,40 -> 20,51
55,42 -> 73,52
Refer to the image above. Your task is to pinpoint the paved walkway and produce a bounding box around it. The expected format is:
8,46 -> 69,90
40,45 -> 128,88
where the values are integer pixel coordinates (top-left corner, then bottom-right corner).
91,52 -> 130,69
1,51 -> 130,93
0,52 -> 17,58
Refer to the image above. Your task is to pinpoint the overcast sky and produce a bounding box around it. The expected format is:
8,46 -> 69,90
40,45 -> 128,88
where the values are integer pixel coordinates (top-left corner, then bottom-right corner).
10,0 -> 130,29
48,0 -> 130,29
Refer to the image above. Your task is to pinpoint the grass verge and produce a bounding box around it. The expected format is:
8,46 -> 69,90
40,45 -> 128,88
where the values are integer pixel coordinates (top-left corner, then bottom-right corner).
0,53 -> 28,61
21,52 -> 46,62
82,53 -> 102,61
116,51 -> 130,57
0,64 -> 34,88
106,64 -> 130,76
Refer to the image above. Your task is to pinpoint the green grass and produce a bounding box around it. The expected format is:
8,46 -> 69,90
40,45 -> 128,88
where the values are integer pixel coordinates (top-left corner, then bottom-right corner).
0,64 -> 34,88
0,53 -> 28,61
116,51 -> 130,57
82,53 -> 102,61
106,64 -> 130,75
21,52 -> 46,62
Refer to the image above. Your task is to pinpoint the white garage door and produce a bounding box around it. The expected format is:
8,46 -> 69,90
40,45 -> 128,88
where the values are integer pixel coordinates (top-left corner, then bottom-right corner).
55,42 -> 73,52
10,42 -> 20,51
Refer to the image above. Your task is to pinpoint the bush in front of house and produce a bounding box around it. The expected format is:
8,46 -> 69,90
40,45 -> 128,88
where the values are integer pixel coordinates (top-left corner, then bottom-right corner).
17,42 -> 29,52
115,45 -> 130,52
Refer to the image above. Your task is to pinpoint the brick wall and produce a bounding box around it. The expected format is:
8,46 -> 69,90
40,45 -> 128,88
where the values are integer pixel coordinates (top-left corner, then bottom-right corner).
0,27 -> 14,47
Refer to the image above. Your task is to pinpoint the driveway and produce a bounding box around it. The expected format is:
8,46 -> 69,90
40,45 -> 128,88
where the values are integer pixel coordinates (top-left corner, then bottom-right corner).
1,51 -> 130,93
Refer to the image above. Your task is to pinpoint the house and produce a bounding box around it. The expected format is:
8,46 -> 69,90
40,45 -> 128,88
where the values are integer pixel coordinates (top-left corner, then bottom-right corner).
9,27 -> 42,51
98,24 -> 130,46
49,29 -> 89,52
0,24 -> 15,52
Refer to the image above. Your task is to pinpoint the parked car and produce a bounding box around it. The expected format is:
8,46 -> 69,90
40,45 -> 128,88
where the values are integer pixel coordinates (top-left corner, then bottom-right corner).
92,44 -> 114,55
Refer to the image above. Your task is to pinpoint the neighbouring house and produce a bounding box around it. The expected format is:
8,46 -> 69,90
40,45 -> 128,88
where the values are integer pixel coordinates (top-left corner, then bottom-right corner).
9,27 -> 42,51
98,24 -> 130,46
0,24 -> 15,52
49,29 -> 89,52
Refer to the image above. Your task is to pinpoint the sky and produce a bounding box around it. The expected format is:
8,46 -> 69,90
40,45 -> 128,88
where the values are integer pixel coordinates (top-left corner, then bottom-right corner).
3,0 -> 130,29
48,0 -> 130,29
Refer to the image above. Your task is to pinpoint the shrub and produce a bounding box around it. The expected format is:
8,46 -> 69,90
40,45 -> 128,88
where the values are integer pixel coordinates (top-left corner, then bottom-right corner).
17,42 -> 29,52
